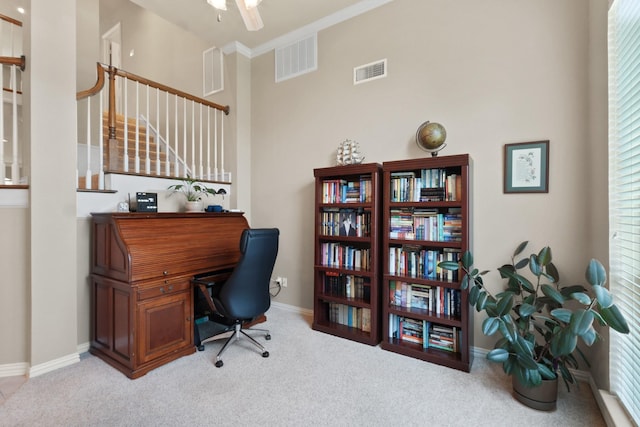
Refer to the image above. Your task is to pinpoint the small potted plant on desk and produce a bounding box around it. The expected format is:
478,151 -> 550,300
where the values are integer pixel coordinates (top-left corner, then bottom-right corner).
167,176 -> 226,212
440,241 -> 629,411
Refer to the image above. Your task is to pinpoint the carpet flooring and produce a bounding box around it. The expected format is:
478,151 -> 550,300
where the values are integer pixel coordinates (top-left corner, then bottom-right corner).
0,305 -> 605,426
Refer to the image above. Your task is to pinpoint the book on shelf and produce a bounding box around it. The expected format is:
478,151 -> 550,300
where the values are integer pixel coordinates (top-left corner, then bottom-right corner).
328,303 -> 371,332
389,168 -> 462,202
322,175 -> 373,204
389,207 -> 462,242
321,243 -> 370,270
388,246 -> 460,282
388,281 -> 462,317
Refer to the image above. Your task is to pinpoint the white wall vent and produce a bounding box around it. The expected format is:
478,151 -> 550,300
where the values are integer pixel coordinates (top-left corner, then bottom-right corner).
353,59 -> 387,85
275,33 -> 317,83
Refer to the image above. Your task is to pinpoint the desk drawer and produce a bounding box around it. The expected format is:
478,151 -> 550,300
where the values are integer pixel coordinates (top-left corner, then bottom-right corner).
137,278 -> 191,300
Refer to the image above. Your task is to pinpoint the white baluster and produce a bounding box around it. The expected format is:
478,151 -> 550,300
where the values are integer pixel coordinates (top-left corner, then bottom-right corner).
98,90 -> 104,189
0,64 -> 5,184
199,103 -> 203,179
183,97 -> 187,177
220,109 -> 224,181
191,100 -> 196,176
206,107 -> 211,180
145,84 -> 150,174
11,64 -> 19,184
135,82 -> 140,173
174,95 -> 179,177
83,96 -> 92,189
214,109 -> 218,181
156,87 -> 160,175
123,77 -> 129,172
165,91 -> 170,176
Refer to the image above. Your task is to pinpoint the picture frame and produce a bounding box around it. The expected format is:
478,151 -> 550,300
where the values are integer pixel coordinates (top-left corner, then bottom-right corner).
503,140 -> 549,193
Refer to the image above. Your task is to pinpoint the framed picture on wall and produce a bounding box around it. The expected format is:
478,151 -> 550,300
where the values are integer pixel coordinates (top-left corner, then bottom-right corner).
503,140 -> 549,193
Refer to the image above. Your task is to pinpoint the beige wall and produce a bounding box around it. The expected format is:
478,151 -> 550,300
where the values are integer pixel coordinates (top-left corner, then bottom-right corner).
251,0 -> 607,354
2,0 -> 613,388
26,0 -> 79,367
0,209 -> 29,364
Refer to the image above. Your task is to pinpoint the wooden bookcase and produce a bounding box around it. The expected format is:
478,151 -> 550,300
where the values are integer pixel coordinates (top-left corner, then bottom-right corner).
312,163 -> 382,345
381,154 -> 473,371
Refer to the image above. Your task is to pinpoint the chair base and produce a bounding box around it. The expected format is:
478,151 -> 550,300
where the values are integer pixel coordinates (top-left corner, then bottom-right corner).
200,321 -> 270,367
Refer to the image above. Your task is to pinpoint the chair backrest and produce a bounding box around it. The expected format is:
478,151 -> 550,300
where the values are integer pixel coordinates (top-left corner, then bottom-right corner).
216,228 -> 279,320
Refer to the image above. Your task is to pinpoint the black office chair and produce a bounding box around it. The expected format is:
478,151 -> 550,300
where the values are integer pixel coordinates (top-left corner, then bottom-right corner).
194,228 -> 279,367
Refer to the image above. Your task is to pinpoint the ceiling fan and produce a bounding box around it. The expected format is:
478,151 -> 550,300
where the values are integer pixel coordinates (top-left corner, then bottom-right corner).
207,0 -> 264,31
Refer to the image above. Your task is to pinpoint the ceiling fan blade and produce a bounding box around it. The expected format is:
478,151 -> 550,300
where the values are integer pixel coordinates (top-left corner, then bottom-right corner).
234,0 -> 263,31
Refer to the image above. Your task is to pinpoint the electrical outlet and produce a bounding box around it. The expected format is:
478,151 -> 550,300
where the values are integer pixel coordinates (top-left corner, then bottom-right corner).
274,276 -> 288,287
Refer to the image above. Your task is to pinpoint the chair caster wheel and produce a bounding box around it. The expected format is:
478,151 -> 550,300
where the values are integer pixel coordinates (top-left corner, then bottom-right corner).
215,360 -> 223,367
197,345 -> 205,351
262,351 -> 269,358
265,334 -> 271,340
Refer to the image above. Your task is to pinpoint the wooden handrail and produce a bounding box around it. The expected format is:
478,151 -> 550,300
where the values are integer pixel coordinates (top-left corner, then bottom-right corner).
0,13 -> 22,27
112,65 -> 230,115
76,62 -> 106,100
0,55 -> 25,71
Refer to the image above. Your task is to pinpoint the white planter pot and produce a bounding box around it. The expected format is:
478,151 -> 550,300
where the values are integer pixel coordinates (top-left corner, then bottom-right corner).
184,200 -> 203,212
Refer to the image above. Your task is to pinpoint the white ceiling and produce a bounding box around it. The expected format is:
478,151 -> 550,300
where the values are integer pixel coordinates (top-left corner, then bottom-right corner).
0,0 -> 391,55
128,0 -> 386,53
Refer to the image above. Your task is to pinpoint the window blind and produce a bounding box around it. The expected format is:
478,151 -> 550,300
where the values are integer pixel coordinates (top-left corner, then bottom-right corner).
608,0 -> 640,425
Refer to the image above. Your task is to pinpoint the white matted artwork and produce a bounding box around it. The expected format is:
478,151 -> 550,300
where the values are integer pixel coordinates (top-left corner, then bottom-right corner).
203,46 -> 224,96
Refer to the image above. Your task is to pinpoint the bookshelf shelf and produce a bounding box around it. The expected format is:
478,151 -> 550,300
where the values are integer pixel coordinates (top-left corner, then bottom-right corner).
312,163 -> 382,346
381,154 -> 473,372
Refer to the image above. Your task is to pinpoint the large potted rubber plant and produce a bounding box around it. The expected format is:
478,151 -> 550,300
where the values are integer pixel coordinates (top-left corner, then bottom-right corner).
440,241 -> 629,410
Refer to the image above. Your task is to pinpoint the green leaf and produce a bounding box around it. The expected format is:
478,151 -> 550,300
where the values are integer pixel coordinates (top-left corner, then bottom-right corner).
469,285 -> 479,306
569,292 -> 592,306
461,273 -> 471,290
570,309 -> 595,335
518,303 -> 536,317
496,293 -> 514,316
600,304 -> 630,334
513,241 -> 529,257
482,317 -> 501,336
560,285 -> 587,297
498,319 -> 517,342
593,285 -> 613,309
438,261 -> 459,271
546,263 -> 560,284
529,255 -> 542,276
551,329 -> 578,356
538,246 -> 552,266
515,257 -> 529,270
461,251 -> 473,269
541,284 -> 564,305
585,258 -> 607,287
537,363 -> 556,380
580,326 -> 597,346
476,291 -> 488,311
487,348 -> 509,363
516,352 -> 539,370
550,308 -> 572,323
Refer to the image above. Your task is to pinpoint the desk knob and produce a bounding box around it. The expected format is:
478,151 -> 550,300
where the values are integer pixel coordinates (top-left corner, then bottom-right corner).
163,271 -> 169,276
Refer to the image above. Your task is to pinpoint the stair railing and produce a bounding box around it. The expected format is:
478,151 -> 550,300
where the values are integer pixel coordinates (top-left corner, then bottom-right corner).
139,114 -> 192,178
0,13 -> 26,186
76,62 -> 230,190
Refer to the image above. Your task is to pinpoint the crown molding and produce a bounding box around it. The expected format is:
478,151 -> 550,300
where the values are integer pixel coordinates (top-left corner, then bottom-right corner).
222,0 -> 393,58
222,41 -> 252,57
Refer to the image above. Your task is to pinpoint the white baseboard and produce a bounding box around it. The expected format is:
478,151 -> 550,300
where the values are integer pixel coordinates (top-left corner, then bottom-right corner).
77,342 -> 90,354
270,301 -> 313,317
0,362 -> 29,377
29,352 -> 80,378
